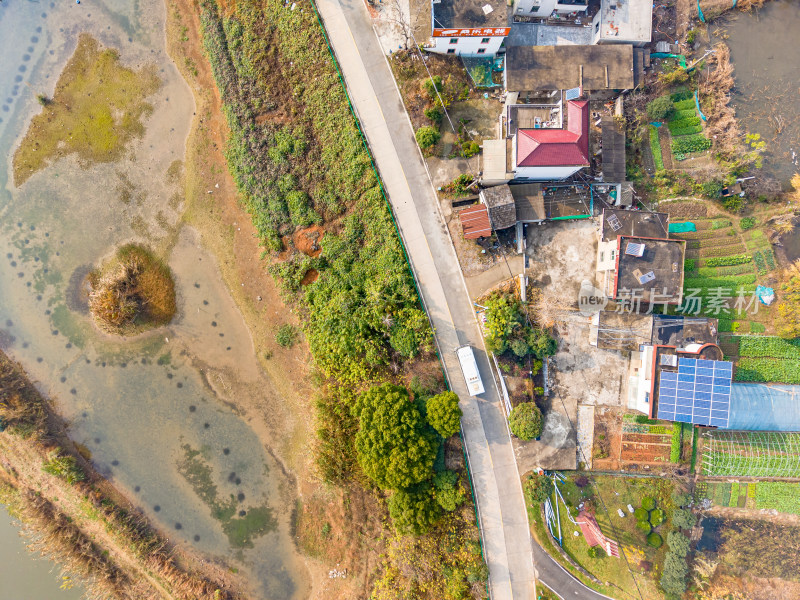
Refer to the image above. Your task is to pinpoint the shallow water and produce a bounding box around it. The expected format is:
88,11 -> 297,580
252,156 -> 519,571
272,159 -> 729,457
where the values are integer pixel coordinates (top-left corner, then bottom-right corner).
0,509 -> 85,599
0,1 -> 307,597
712,0 -> 800,187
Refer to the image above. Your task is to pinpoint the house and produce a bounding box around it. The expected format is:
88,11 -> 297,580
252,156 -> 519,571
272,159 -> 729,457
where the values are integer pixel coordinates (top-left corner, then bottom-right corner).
510,183 -> 546,223
596,209 -> 670,298
512,0 -> 589,21
609,236 -> 686,307
591,0 -> 652,46
422,0 -> 510,56
480,185 -> 517,231
504,45 -> 636,93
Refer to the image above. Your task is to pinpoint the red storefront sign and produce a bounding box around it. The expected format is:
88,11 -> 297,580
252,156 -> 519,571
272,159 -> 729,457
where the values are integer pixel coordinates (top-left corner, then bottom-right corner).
432,27 -> 510,37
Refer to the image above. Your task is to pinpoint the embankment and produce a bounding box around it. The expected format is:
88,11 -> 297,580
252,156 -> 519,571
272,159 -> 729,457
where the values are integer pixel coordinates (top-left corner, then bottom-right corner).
0,350 -> 245,600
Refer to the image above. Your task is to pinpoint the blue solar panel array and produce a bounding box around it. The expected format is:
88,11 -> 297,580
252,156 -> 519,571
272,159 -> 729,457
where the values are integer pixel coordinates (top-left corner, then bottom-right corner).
656,358 -> 733,427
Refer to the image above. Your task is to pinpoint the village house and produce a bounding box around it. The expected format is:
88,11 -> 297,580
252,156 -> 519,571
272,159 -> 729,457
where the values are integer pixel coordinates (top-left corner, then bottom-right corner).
415,0 -> 510,56
511,0 -> 589,21
590,0 -> 653,46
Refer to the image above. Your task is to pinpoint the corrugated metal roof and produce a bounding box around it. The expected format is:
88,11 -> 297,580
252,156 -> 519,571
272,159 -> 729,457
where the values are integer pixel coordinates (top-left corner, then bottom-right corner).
459,204 -> 492,239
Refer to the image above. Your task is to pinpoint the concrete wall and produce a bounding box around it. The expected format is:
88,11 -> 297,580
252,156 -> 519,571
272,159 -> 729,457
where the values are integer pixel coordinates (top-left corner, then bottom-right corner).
514,165 -> 581,180
596,239 -> 617,272
429,35 -> 505,56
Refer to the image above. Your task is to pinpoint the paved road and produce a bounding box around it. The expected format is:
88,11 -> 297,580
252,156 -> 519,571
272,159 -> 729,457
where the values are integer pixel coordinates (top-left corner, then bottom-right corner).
311,1 -> 614,598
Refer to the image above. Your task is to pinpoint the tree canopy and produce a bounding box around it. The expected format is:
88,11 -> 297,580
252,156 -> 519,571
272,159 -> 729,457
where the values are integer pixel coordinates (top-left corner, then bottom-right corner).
483,292 -> 557,360
509,403 -> 544,441
426,391 -> 462,438
388,484 -> 442,535
354,383 -> 437,490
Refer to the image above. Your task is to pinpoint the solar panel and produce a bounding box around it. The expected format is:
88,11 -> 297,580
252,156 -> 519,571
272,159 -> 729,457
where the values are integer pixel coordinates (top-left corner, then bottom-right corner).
625,242 -> 645,257
656,357 -> 733,427
565,86 -> 582,101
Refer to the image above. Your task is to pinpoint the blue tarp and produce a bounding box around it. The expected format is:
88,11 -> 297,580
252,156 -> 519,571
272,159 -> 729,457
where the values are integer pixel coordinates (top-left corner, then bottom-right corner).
726,383 -> 800,431
669,222 -> 697,233
755,285 -> 775,305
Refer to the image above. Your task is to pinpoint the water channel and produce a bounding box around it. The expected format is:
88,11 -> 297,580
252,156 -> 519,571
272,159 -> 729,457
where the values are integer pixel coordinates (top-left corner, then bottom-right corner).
0,1 -> 308,597
712,0 -> 800,187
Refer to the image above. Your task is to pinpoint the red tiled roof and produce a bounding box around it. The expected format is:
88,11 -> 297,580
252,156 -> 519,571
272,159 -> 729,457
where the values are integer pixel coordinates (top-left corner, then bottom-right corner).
460,204 -> 492,239
516,100 -> 590,168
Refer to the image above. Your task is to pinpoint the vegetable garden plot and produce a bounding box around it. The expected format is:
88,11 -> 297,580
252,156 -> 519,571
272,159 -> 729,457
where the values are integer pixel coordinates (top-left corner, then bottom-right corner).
701,430 -> 800,477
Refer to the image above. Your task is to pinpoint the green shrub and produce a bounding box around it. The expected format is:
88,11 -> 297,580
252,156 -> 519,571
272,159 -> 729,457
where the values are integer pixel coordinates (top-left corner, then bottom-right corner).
637,520 -> 652,533
642,497 -> 656,511
42,450 -> 85,484
423,75 -> 443,99
415,126 -> 440,150
588,546 -> 605,558
650,508 -> 666,526
634,414 -> 658,424
461,140 -> 480,158
524,473 -> 555,504
634,507 -> 649,521
740,217 -> 756,231
388,485 -> 441,535
424,106 -> 443,124
275,323 -> 297,347
509,403 -> 543,441
750,322 -> 766,333
647,96 -> 674,121
647,532 -> 663,548
672,94 -> 694,107
723,196 -> 744,213
426,391 -> 462,438
432,470 -> 466,512
667,531 -> 691,557
671,134 -> 712,154
686,29 -> 697,45
672,508 -> 697,529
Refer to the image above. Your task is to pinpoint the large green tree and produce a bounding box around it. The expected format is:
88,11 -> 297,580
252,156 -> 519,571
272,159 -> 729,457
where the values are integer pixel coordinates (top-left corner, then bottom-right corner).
509,403 -> 544,441
354,383 -> 437,490
426,391 -> 462,438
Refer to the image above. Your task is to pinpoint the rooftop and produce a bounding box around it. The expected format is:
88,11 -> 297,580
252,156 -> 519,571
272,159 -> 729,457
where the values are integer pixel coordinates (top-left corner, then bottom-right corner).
459,204 -> 492,239
510,183 -> 546,222
600,116 -> 626,182
505,45 -> 635,92
651,315 -> 719,349
507,101 -> 562,138
481,185 -> 517,230
516,100 -> 589,168
600,208 -> 669,242
543,184 -> 593,219
614,236 -> 686,305
596,0 -> 652,43
727,384 -> 800,431
433,0 -> 508,30
655,357 -> 733,427
595,311 -> 653,352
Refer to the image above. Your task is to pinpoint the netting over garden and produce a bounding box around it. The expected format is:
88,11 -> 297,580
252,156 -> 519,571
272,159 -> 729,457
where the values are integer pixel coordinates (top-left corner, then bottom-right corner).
701,430 -> 800,477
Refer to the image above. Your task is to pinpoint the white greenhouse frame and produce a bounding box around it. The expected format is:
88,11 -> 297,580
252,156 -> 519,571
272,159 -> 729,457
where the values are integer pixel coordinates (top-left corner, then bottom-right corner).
701,430 -> 800,478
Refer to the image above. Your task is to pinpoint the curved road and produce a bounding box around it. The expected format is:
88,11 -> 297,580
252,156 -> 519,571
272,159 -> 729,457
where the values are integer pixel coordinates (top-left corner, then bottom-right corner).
311,0 -> 614,598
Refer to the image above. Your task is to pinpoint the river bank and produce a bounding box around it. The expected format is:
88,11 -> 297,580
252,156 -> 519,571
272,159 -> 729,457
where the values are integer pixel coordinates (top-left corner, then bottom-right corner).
0,349 -> 244,599
0,0 -> 313,596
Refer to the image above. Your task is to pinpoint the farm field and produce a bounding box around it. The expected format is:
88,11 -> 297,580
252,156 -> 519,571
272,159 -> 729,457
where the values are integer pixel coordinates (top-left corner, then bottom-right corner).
696,480 -> 800,515
699,430 -> 800,477
720,335 -> 800,383
619,414 -> 684,464
663,201 -> 782,334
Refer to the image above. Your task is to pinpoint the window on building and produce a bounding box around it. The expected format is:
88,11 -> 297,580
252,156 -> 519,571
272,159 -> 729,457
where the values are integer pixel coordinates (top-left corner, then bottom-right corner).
477,48 -> 487,54
449,38 -> 458,44
447,48 -> 456,54
595,21 -> 600,33
611,250 -> 616,259
599,251 -> 604,262
480,37 -> 490,44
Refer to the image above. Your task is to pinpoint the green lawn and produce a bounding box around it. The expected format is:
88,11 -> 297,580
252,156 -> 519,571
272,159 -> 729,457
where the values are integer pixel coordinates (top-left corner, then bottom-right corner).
533,475 -> 674,600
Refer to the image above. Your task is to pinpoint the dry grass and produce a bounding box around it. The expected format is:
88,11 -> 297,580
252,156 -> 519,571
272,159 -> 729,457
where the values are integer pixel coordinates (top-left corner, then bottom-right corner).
12,34 -> 160,186
699,43 -> 742,160
0,350 -> 244,599
698,0 -> 767,21
88,244 -> 176,334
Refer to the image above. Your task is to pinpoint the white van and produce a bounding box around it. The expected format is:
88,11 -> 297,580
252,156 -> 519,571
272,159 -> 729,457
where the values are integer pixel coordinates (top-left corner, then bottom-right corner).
456,345 -> 485,396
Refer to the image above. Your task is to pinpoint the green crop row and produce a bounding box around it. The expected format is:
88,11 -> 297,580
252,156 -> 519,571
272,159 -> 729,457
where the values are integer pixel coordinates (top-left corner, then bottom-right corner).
753,251 -> 767,273
649,125 -> 664,171
755,483 -> 800,515
700,244 -> 747,257
735,357 -> 800,384
698,264 -> 754,277
765,249 -> 776,269
670,425 -> 682,463
670,108 -> 698,122
711,219 -> 732,230
673,98 -> 696,111
668,116 -> 701,132
737,336 -> 800,359
671,125 -> 704,136
684,259 -> 696,272
684,273 -> 757,289
704,254 -> 751,267
729,482 -> 740,507
671,134 -> 712,154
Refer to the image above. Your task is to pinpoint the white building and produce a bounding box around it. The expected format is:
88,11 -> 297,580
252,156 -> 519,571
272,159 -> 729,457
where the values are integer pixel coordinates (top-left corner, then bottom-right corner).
591,0 -> 652,46
512,0 -> 588,20
425,0 -> 509,56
